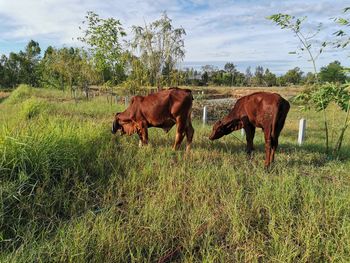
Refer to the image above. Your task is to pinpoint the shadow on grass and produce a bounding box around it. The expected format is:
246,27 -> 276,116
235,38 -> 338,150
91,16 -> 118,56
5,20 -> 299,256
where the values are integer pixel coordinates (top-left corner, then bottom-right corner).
114,127 -> 350,169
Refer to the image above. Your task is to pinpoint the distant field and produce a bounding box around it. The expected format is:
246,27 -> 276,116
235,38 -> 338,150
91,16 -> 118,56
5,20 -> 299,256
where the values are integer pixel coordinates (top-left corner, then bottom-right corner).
0,85 -> 349,262
185,85 -> 303,100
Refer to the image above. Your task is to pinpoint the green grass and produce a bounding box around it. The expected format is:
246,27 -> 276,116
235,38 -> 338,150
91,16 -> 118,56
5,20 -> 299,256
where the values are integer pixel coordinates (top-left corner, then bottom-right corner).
0,87 -> 350,262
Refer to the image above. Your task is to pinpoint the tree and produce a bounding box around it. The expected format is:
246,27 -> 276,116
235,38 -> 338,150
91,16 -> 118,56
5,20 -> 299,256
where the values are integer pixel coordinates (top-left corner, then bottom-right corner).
304,72 -> 317,85
319,61 -> 346,83
123,52 -> 150,94
284,67 -> 303,85
252,66 -> 264,86
19,40 -> 41,86
79,11 -> 126,84
224,62 -> 237,86
0,40 -> 41,88
267,14 -> 325,82
245,66 -> 253,86
264,69 -> 277,86
40,47 -> 99,98
201,71 -> 209,85
131,12 -> 186,87
268,13 -> 331,152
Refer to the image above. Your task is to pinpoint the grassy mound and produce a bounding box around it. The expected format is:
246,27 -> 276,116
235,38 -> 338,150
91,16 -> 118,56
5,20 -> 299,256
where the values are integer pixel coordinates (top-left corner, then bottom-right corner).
4,84 -> 33,104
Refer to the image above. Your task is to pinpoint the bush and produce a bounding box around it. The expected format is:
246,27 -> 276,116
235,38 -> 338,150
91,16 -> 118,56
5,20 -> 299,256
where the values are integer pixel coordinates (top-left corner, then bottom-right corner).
20,98 -> 50,119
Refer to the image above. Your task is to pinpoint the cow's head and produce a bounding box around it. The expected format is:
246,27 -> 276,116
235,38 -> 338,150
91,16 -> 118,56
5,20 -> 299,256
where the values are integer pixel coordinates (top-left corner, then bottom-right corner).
112,113 -> 123,134
112,113 -> 138,136
209,117 -> 241,140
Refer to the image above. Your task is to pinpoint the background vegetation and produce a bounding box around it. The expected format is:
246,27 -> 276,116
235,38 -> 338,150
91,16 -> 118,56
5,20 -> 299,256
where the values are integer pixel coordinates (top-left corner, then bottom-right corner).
1,10 -> 349,93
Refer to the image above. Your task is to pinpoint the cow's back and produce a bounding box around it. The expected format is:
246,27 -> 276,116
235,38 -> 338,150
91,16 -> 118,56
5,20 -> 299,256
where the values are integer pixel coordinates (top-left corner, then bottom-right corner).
168,88 -> 193,117
237,92 -> 285,128
135,88 -> 193,127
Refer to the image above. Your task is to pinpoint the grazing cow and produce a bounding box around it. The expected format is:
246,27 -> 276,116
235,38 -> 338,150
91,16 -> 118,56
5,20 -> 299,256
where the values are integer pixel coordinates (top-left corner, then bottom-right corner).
112,88 -> 194,151
209,92 -> 290,167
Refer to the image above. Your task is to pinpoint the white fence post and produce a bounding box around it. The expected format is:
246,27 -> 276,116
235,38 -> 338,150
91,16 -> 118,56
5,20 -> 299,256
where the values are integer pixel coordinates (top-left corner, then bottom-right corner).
241,128 -> 245,137
124,96 -> 129,107
298,118 -> 306,145
203,106 -> 207,125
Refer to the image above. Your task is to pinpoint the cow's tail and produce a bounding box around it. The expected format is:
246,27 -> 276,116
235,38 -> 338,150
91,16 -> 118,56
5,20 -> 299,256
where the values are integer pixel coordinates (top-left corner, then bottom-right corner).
184,89 -> 194,100
271,98 -> 290,139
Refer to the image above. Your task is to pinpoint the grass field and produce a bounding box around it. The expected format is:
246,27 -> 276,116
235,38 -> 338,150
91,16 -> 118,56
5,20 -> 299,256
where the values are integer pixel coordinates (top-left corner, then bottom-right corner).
1,85 -> 350,262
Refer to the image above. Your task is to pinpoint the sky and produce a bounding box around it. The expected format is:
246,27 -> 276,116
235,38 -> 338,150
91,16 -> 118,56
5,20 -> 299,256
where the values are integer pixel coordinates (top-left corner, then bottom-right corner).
0,0 -> 349,74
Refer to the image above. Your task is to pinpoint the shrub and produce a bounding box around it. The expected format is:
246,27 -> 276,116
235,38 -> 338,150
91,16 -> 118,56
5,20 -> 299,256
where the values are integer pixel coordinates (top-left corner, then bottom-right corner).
20,98 -> 50,119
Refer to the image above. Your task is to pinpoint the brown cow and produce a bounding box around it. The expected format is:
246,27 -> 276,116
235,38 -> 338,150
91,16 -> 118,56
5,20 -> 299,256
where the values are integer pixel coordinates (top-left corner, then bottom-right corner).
209,92 -> 290,167
112,88 -> 194,151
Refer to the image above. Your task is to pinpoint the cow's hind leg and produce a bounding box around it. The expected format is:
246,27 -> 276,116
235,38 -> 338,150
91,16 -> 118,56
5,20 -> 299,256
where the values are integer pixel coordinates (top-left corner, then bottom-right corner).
245,123 -> 255,157
264,129 -> 272,168
173,117 -> 186,150
185,120 -> 194,152
270,137 -> 278,163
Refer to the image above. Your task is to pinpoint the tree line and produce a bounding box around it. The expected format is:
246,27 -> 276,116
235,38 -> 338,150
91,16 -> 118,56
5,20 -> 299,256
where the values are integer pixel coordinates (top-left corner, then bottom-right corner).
183,61 -> 348,87
0,11 -> 349,92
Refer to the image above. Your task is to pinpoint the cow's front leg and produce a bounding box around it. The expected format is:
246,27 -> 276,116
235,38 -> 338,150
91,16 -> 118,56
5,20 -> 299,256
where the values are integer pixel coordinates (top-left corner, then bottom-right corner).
173,117 -> 186,150
138,121 -> 148,146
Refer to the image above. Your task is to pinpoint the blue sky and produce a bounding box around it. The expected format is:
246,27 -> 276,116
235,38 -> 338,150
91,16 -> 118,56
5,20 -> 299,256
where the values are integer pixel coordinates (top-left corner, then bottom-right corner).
0,0 -> 349,74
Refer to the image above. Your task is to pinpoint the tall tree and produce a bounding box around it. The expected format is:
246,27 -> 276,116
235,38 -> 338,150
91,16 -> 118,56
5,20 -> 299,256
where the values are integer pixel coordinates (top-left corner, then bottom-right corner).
245,66 -> 253,86
253,66 -> 264,86
131,12 -> 186,87
224,62 -> 237,86
20,40 -> 41,86
79,11 -> 126,84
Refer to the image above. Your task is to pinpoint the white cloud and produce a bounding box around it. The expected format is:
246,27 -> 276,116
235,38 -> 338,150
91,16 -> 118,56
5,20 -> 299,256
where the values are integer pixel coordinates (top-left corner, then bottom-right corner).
0,0 -> 348,72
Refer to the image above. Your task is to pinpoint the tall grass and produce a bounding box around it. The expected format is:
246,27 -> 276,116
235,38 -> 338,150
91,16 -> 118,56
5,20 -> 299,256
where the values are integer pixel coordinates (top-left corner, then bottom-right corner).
0,87 -> 349,262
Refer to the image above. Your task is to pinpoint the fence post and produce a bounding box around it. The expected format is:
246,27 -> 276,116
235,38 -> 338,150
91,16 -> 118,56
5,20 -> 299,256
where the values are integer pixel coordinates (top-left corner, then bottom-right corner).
125,96 -> 129,107
203,106 -> 207,125
298,118 -> 306,145
241,128 -> 245,137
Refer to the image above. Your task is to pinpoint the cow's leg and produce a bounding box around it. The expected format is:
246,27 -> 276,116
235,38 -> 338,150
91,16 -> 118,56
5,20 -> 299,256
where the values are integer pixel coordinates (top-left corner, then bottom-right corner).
244,123 -> 255,156
138,121 -> 148,146
141,125 -> 148,146
270,136 -> 278,163
137,133 -> 143,147
173,117 -> 186,150
185,120 -> 194,152
264,129 -> 272,168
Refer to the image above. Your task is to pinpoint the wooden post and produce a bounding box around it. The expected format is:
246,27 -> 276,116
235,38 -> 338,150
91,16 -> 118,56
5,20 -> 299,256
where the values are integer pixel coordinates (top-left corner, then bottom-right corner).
203,106 -> 207,125
298,118 -> 306,145
125,96 -> 129,107
241,128 -> 245,137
